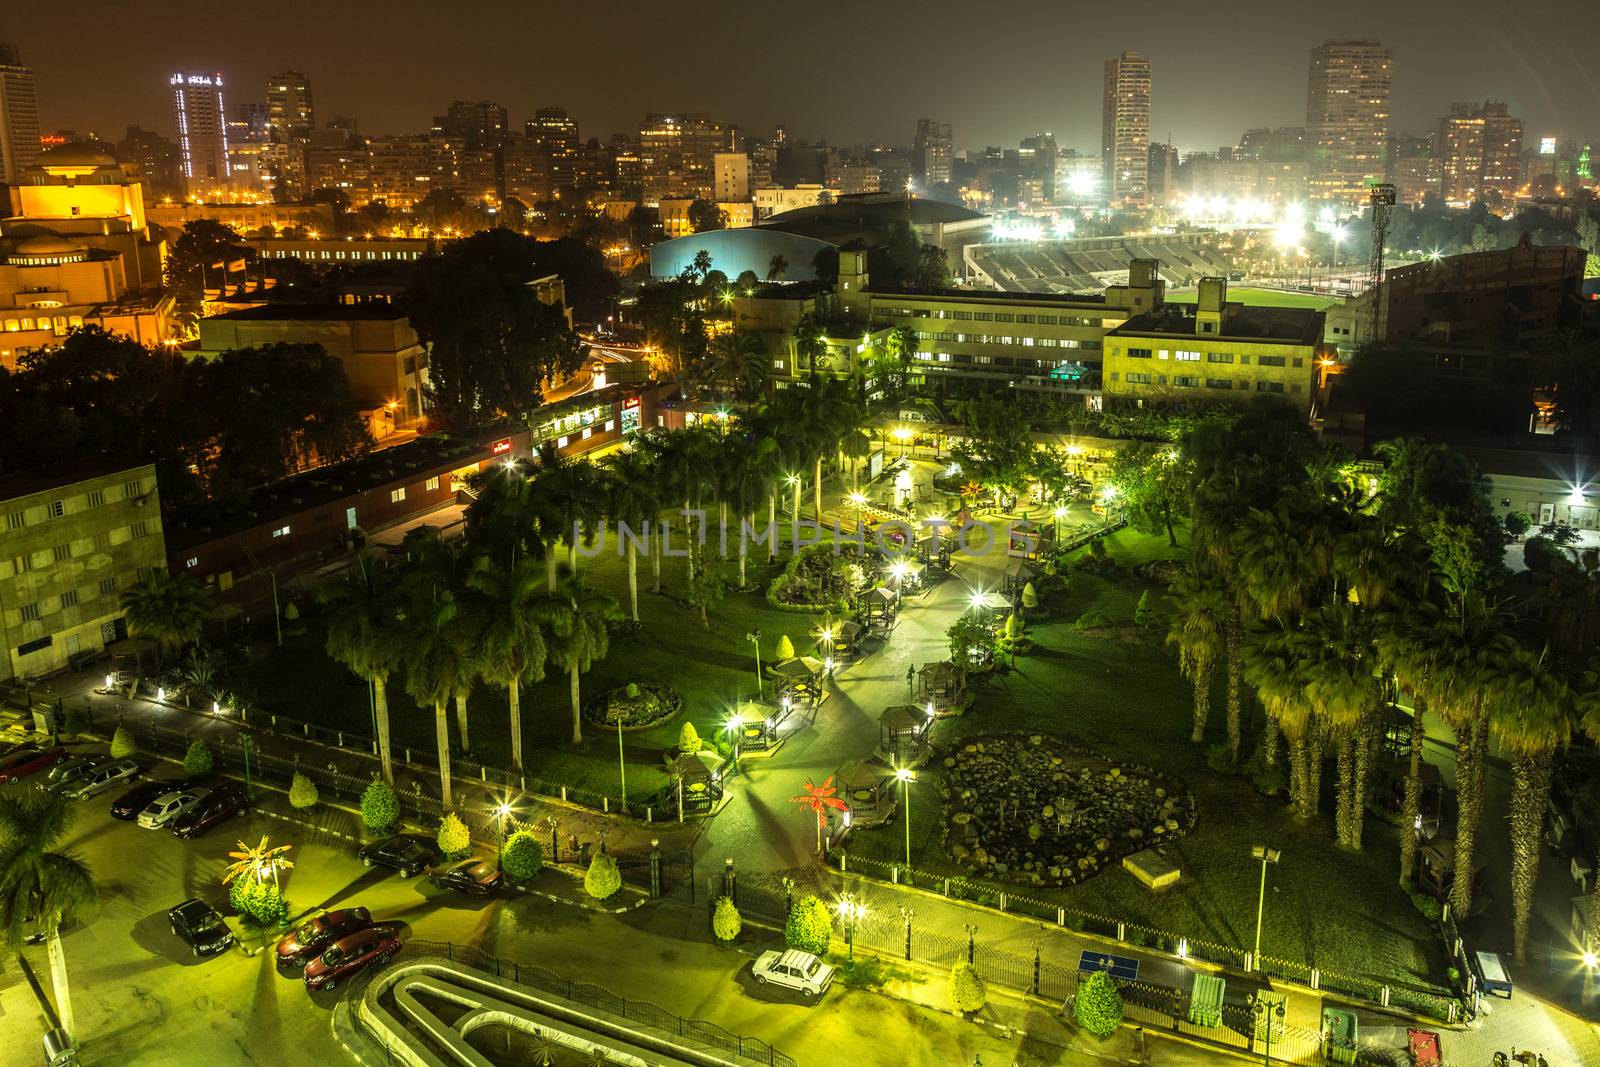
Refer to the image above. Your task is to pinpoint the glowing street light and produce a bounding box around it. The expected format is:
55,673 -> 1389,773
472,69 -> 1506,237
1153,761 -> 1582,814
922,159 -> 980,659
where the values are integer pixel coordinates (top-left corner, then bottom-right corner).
725,710 -> 745,774
1330,224 -> 1348,269
896,767 -> 916,875
837,894 -> 867,961
848,491 -> 867,530
1250,844 -> 1282,970
787,473 -> 801,532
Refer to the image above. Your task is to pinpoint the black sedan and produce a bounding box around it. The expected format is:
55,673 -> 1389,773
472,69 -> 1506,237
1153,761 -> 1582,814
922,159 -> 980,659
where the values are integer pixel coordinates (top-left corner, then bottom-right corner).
111,775 -> 206,820
426,858 -> 502,897
168,898 -> 234,957
358,833 -> 440,878
170,782 -> 250,839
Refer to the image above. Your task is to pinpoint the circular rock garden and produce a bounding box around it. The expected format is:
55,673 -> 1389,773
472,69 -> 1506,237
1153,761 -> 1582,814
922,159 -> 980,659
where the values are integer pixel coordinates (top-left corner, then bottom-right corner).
938,734 -> 1195,887
582,683 -> 682,731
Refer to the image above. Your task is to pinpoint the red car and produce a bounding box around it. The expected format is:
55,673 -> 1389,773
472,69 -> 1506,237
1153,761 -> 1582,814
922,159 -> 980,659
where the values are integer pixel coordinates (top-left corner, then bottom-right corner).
275,907 -> 373,968
0,746 -> 66,784
302,923 -> 402,991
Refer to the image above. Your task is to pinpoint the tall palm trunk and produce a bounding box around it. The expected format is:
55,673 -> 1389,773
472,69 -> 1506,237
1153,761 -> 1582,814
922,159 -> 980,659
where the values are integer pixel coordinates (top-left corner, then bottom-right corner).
1348,704 -> 1376,851
567,541 -> 578,579
507,682 -> 523,771
1189,660 -> 1211,743
626,551 -> 640,623
1509,750 -> 1553,964
1399,702 -> 1425,889
719,500 -> 729,558
1288,732 -> 1312,820
1335,733 -> 1356,846
1305,730 -> 1324,817
1263,716 -> 1280,768
47,927 -> 73,1037
813,456 -> 823,520
767,494 -> 777,559
1225,619 -> 1243,758
434,701 -> 453,808
546,552 -> 558,593
683,497 -> 696,583
373,675 -> 394,783
569,665 -> 583,744
651,521 -> 662,593
453,692 -> 470,753
1450,716 -> 1484,917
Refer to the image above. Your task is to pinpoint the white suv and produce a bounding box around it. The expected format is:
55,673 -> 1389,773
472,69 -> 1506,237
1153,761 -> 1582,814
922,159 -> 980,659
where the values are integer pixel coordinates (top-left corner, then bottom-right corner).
752,949 -> 835,998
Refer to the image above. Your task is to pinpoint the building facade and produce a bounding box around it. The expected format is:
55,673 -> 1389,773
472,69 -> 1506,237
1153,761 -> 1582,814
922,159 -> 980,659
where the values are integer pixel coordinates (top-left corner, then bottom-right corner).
170,71 -> 231,196
1438,102 -> 1523,206
0,463 -> 165,682
266,71 -> 314,142
915,120 -> 953,186
1102,51 -> 1151,207
0,43 -> 40,185
1306,40 -> 1391,208
714,152 -> 750,202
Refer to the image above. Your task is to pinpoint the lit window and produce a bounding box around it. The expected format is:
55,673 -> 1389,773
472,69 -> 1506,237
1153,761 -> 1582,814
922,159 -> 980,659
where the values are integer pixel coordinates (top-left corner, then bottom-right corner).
557,435 -> 569,447
425,476 -> 440,492
581,427 -> 593,440
390,487 -> 406,503
271,525 -> 291,538
604,420 -> 615,432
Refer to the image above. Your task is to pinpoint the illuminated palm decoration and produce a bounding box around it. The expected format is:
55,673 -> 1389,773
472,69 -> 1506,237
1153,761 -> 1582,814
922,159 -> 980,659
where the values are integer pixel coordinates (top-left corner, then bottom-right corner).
222,835 -> 296,890
960,480 -> 984,504
791,776 -> 848,855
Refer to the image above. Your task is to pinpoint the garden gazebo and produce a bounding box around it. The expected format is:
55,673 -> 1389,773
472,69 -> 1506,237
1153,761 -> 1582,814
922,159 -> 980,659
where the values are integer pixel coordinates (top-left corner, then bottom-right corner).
671,749 -> 726,818
834,759 -> 896,828
832,619 -> 867,659
730,699 -> 783,751
861,586 -> 898,631
917,661 -> 966,710
874,704 -> 934,767
1002,559 -> 1037,600
771,656 -> 825,707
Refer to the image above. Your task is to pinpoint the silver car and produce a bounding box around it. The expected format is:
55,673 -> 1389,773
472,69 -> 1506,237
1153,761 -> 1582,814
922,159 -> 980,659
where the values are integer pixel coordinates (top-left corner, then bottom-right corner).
63,759 -> 140,800
752,949 -> 836,998
38,754 -> 108,794
137,789 -> 204,829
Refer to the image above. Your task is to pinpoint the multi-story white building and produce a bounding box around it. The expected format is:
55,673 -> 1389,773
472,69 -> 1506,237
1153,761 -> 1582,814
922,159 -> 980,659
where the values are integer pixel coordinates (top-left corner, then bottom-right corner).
1102,51 -> 1151,207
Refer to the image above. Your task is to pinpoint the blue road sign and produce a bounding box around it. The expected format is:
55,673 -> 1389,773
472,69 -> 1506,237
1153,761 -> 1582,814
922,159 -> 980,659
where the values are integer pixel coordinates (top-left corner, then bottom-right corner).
1078,950 -> 1140,982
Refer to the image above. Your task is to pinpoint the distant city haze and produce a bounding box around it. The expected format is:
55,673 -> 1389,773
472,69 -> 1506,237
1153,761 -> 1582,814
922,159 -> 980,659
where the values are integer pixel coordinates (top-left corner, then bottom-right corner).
8,0 -> 1599,151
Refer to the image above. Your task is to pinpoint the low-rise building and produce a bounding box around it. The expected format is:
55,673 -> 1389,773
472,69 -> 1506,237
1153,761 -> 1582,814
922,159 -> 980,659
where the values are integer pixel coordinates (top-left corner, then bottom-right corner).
0,462 -> 164,681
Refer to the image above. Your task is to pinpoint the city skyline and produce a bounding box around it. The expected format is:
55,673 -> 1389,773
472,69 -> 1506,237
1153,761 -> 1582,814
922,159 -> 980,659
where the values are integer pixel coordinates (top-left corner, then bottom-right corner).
5,0 -> 1599,154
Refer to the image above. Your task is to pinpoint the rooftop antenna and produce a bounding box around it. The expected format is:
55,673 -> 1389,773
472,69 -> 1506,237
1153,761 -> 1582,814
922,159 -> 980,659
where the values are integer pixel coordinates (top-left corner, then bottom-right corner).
1366,183 -> 1396,344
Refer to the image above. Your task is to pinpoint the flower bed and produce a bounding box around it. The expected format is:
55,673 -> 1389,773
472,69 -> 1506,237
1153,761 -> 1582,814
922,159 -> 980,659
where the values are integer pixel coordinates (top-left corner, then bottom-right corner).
582,683 -> 683,731
937,733 -> 1195,887
766,543 -> 869,613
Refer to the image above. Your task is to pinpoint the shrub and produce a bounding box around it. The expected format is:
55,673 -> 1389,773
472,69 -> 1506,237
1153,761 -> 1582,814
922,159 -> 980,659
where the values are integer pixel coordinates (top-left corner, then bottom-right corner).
1021,581 -> 1038,609
109,724 -> 137,759
230,878 -> 289,927
1205,742 -> 1240,776
437,813 -> 471,859
775,634 -> 796,661
1503,510 -> 1532,539
948,960 -> 987,1013
288,772 -> 318,811
182,739 -> 213,777
677,721 -> 703,754
784,894 -> 832,956
1073,608 -> 1111,632
625,681 -> 640,699
1409,890 -> 1444,923
1075,970 -> 1124,1037
360,779 -> 400,832
1134,590 -> 1154,626
713,895 -> 742,942
501,830 -> 544,883
1523,536 -> 1561,573
584,852 -> 622,900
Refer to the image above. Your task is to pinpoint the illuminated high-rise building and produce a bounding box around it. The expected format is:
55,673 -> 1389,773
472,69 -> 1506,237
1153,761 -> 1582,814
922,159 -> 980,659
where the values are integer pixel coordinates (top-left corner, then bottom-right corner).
914,119 -> 953,186
638,113 -> 728,204
0,43 -> 41,184
170,71 -> 230,194
527,107 -> 579,188
1437,101 -> 1522,205
1305,39 -> 1391,207
1101,51 -> 1151,206
266,71 -> 314,142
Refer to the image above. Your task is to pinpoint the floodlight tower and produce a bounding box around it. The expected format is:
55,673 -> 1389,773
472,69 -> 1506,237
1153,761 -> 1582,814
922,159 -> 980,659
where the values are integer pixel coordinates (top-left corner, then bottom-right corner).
1365,183 -> 1397,344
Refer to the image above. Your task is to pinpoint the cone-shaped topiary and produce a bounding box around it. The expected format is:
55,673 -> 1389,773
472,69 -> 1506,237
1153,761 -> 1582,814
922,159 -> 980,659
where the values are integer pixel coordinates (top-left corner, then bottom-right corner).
713,895 -> 742,942
288,772 -> 318,810
360,779 -> 399,832
948,960 -> 987,1013
437,812 -> 471,858
776,634 -> 796,661
500,830 -> 544,883
1075,970 -> 1124,1037
1021,581 -> 1039,609
784,894 -> 832,956
1134,589 -> 1154,626
678,720 -> 703,754
585,851 -> 622,900
182,738 -> 213,777
110,724 -> 137,759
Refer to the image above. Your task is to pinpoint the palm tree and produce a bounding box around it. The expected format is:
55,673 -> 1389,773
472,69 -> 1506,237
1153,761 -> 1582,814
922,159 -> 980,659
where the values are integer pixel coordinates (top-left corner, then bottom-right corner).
401,593 -> 469,809
320,555 -> 406,783
466,555 -> 556,771
464,462 -> 561,585
546,580 -> 622,744
535,444 -> 608,584
1241,622 -> 1317,819
403,536 -> 480,754
1165,565 -> 1228,744
1297,601 -> 1378,847
767,253 -> 788,282
709,331 -> 770,400
599,449 -> 661,624
119,571 -> 212,667
0,793 -> 97,1037
1492,646 -> 1572,963
653,427 -> 717,585
725,435 -> 779,589
1376,600 -> 1445,889
222,835 -> 295,890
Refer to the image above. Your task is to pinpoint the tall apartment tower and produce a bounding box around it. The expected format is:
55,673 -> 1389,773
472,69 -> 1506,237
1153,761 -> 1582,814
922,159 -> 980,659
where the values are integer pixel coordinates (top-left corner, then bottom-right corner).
914,119 -> 953,186
527,107 -> 579,187
0,43 -> 41,184
1305,39 -> 1392,207
1102,51 -> 1152,206
266,71 -> 313,142
170,71 -> 231,193
1438,102 -> 1523,205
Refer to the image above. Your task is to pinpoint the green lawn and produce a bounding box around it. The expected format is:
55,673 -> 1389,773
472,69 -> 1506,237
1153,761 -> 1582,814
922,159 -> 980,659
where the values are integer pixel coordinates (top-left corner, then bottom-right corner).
849,526 -> 1448,995
1166,286 -> 1341,311
250,524 -> 827,807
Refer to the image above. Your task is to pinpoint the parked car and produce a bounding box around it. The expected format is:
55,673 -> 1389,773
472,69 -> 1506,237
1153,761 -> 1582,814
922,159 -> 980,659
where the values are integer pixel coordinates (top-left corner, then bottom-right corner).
752,949 -> 835,998
168,898 -> 234,957
425,857 -> 502,897
138,789 -> 204,829
38,755 -> 109,796
275,907 -> 373,968
358,833 -> 440,878
63,758 -> 140,800
170,782 -> 249,839
0,746 -> 67,784
111,775 -> 205,820
302,923 -> 403,990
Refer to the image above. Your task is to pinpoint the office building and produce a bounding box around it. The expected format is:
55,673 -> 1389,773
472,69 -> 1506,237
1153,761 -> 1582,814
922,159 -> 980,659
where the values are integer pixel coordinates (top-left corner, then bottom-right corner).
0,43 -> 40,185
170,71 -> 231,195
116,126 -> 185,202
915,120 -> 953,186
527,107 -> 578,188
303,124 -> 369,201
433,100 -> 509,148
0,462 -> 165,682
1438,102 -> 1523,206
225,102 -> 271,194
266,71 -> 314,142
638,113 -> 729,203
714,152 -> 750,202
1306,40 -> 1391,207
368,135 -> 443,209
1102,51 -> 1152,206
1390,133 -> 1438,205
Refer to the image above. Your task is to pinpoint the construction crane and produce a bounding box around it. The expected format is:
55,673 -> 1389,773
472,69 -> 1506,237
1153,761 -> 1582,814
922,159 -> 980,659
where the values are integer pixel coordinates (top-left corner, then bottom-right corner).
1365,183 -> 1397,344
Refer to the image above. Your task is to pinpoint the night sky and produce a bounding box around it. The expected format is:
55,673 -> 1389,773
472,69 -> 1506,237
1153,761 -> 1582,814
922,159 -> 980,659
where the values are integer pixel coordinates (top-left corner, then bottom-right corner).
9,0 -> 1599,154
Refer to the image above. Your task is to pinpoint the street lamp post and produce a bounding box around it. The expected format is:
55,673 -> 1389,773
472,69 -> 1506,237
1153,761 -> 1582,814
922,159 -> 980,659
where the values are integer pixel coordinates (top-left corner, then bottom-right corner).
496,802 -> 511,871
725,711 -> 744,776
617,716 -> 627,812
1053,505 -> 1067,547
788,474 -> 801,536
745,629 -> 764,698
1249,992 -> 1286,1066
849,491 -> 867,532
1251,844 -> 1281,969
896,768 -> 915,880
837,894 -> 865,962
